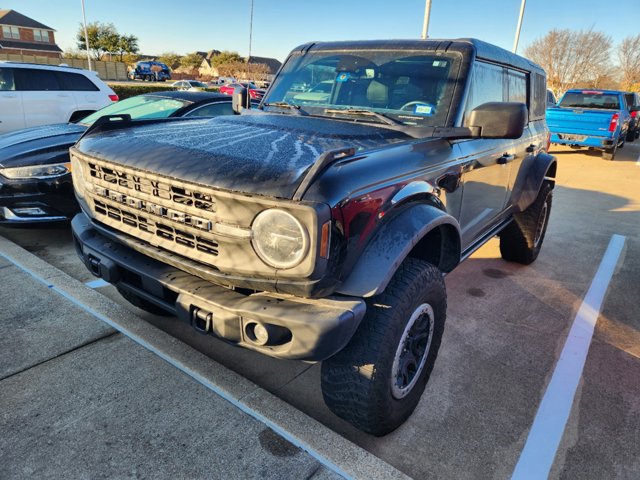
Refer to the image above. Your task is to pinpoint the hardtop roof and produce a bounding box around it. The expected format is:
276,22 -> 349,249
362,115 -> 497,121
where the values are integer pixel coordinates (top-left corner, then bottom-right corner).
294,38 -> 544,75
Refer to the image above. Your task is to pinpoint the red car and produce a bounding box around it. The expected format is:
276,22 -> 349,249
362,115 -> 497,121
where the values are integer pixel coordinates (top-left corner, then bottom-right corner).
219,82 -> 265,100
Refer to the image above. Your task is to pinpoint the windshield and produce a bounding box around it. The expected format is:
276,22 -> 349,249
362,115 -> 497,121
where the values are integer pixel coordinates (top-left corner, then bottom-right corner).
559,92 -> 621,110
79,95 -> 189,125
191,81 -> 207,88
264,49 -> 460,127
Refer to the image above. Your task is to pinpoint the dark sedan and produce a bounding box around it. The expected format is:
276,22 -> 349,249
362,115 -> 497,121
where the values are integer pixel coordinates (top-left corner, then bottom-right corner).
0,91 -> 236,225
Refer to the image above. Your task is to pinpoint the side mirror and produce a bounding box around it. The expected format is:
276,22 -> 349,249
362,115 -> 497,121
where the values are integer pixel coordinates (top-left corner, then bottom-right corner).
232,86 -> 250,114
467,102 -> 527,139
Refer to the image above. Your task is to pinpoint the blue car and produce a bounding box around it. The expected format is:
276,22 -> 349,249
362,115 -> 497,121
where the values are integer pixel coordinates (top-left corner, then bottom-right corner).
546,89 -> 631,160
129,61 -> 171,82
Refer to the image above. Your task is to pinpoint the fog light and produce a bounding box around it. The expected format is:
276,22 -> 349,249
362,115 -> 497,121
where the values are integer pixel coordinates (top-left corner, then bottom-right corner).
252,323 -> 269,346
12,207 -> 47,216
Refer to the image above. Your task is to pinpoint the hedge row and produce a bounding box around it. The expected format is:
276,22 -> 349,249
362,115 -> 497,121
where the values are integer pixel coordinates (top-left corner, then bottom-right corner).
108,84 -> 220,100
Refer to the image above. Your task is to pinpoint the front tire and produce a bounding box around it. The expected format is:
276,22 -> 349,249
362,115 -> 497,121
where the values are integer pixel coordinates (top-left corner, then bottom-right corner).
321,258 -> 446,436
499,181 -> 553,265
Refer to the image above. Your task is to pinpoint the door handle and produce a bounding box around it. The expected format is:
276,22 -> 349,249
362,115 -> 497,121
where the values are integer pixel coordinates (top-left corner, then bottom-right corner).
526,144 -> 536,153
497,154 -> 515,165
1,93 -> 17,98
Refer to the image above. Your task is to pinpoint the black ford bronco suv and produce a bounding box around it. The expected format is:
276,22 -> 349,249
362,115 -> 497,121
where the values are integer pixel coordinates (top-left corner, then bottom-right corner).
70,39 -> 556,435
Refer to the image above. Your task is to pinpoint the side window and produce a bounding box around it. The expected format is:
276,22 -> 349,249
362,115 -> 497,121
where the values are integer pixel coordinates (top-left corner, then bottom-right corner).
507,70 -> 527,104
531,73 -> 547,119
14,68 -> 62,91
185,102 -> 234,117
59,72 -> 99,91
463,62 -> 505,124
0,68 -> 15,91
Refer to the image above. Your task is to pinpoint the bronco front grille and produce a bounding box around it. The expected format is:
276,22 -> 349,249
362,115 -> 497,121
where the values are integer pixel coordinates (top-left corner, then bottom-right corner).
81,158 -> 224,266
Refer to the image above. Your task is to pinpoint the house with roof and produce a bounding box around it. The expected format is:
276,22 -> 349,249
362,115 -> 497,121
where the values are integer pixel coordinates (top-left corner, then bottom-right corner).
0,9 -> 62,58
198,51 -> 282,80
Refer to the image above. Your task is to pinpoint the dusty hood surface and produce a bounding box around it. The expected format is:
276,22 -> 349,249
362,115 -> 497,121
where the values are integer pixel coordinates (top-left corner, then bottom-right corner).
75,114 -> 409,199
0,123 -> 87,168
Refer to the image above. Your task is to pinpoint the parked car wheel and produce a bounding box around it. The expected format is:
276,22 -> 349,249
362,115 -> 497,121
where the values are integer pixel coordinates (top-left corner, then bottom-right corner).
117,285 -> 173,316
500,181 -> 553,265
321,258 -> 446,436
602,145 -> 617,160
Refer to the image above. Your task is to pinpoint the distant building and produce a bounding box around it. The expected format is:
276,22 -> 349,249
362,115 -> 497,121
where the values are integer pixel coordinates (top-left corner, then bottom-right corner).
198,52 -> 282,80
0,9 -> 62,58
247,56 -> 282,75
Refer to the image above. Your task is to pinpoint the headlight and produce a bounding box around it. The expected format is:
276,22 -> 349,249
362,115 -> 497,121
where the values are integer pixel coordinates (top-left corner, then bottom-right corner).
70,154 -> 86,200
0,162 -> 70,179
251,209 -> 309,269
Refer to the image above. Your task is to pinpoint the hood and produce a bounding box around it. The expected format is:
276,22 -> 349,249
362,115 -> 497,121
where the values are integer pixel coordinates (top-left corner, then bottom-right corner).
75,113 -> 409,199
0,123 -> 87,168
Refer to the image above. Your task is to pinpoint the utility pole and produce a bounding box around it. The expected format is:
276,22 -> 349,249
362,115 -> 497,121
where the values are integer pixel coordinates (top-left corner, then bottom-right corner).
421,0 -> 432,39
513,0 -> 526,53
81,0 -> 92,71
248,0 -> 254,59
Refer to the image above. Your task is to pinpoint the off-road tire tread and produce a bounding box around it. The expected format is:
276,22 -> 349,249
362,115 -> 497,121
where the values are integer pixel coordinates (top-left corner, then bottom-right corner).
499,181 -> 553,265
321,258 -> 446,436
117,285 -> 173,316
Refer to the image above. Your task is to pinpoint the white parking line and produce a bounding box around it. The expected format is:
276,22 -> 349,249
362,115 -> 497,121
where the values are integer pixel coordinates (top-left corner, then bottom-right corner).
85,278 -> 109,289
512,234 -> 626,479
636,153 -> 640,166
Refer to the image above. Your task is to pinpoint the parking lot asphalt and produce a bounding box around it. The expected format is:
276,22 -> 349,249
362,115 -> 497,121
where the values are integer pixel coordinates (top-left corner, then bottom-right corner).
0,237 -> 406,479
1,142 -> 638,479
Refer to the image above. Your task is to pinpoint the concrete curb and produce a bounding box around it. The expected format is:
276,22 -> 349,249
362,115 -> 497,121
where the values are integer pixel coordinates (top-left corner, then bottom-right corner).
0,235 -> 410,480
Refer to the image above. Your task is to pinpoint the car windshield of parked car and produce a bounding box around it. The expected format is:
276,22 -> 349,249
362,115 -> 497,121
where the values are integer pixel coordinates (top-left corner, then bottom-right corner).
190,81 -> 207,88
559,92 -> 620,110
264,49 -> 460,127
79,95 -> 189,126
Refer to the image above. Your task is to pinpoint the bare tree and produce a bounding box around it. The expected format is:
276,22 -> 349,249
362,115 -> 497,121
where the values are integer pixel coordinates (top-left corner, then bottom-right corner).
217,61 -> 270,80
524,28 -> 612,97
618,34 -> 640,91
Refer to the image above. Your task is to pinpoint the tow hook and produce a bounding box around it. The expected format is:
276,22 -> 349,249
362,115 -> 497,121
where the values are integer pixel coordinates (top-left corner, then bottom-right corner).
192,308 -> 213,334
87,255 -> 101,276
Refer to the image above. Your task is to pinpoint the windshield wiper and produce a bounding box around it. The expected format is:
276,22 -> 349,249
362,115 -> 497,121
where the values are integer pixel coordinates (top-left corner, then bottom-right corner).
324,108 -> 402,126
263,102 -> 306,115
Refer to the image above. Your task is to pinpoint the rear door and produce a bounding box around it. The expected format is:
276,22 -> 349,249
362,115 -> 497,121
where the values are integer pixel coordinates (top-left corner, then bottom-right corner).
0,67 -> 25,133
14,67 -> 78,127
58,71 -> 103,112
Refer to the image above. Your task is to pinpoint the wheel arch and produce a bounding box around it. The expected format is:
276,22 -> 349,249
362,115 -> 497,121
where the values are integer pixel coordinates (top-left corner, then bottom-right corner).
510,152 -> 557,213
336,203 -> 461,298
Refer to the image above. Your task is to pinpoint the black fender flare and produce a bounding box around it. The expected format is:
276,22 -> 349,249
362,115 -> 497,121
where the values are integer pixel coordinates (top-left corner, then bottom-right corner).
510,152 -> 557,213
336,204 -> 461,298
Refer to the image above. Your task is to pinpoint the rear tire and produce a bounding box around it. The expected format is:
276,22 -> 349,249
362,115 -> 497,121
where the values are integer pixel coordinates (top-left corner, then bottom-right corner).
602,146 -> 616,160
499,181 -> 553,265
321,258 -> 446,436
117,285 -> 173,316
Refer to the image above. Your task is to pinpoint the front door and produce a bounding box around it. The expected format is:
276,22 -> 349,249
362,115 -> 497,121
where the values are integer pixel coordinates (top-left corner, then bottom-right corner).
456,138 -> 514,249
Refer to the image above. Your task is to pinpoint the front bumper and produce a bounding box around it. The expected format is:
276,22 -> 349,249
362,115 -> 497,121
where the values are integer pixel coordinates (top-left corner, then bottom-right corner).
0,174 -> 78,224
72,213 -> 365,361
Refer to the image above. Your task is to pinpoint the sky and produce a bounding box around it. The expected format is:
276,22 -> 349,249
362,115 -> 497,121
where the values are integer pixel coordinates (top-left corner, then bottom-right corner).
2,0 -> 638,62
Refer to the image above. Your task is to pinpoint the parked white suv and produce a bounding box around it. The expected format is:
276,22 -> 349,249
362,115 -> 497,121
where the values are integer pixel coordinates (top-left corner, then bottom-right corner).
0,62 -> 118,134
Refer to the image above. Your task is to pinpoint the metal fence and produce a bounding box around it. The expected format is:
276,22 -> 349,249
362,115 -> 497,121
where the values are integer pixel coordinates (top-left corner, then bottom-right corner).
0,54 -> 128,80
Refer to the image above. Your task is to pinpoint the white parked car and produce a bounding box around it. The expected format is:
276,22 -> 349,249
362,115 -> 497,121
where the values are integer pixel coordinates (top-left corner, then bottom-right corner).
0,62 -> 117,134
172,80 -> 207,91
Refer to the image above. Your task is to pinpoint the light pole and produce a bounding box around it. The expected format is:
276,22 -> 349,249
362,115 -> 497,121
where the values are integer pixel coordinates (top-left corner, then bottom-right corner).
248,0 -> 254,59
421,0 -> 432,39
81,0 -> 92,71
513,0 -> 526,53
